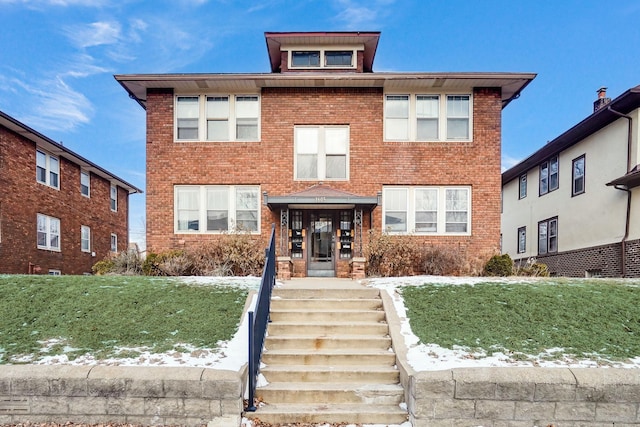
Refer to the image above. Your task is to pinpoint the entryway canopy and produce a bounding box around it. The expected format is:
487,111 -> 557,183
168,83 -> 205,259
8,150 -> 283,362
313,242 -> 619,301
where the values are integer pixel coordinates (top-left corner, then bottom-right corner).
264,184 -> 380,211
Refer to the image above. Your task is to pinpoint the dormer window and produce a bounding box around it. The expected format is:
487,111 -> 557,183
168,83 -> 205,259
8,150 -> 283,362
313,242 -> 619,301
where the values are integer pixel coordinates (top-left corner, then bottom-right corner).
288,48 -> 357,70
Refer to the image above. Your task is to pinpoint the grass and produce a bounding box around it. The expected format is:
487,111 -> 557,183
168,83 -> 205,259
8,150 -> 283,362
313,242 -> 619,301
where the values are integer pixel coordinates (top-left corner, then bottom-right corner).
402,278 -> 640,362
0,275 -> 249,364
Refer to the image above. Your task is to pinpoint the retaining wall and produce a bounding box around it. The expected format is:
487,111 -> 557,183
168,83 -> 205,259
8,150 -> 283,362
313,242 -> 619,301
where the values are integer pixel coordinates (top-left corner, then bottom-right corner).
0,365 -> 245,427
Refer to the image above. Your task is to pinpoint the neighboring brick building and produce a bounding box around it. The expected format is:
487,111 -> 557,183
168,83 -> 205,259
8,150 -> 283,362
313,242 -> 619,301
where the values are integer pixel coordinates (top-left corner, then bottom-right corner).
502,86 -> 640,278
116,31 -> 534,278
0,110 -> 142,275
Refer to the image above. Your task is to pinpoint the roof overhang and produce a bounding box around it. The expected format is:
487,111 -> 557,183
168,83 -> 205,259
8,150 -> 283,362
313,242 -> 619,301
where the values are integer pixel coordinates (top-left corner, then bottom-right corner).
115,72 -> 536,110
503,85 -> 640,185
264,184 -> 380,211
264,31 -> 381,73
607,166 -> 640,189
0,110 -> 143,194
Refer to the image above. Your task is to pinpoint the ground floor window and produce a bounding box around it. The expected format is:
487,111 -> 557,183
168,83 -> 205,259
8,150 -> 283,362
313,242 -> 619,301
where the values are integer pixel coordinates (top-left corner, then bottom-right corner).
517,226 -> 526,254
37,214 -> 60,251
110,233 -> 118,252
175,185 -> 260,233
382,186 -> 471,235
538,217 -> 558,255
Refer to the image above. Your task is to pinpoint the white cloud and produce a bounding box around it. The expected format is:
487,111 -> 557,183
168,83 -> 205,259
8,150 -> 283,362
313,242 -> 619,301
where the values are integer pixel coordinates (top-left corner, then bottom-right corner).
65,20 -> 122,48
334,0 -> 395,29
501,154 -> 522,172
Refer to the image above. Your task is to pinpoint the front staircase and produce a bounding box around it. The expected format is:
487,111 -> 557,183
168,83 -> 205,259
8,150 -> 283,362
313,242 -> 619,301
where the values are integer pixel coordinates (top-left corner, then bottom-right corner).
244,279 -> 408,424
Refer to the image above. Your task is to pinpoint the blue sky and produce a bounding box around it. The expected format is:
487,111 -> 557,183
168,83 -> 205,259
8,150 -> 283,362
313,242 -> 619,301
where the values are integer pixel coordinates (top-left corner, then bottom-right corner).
1,0 -> 639,248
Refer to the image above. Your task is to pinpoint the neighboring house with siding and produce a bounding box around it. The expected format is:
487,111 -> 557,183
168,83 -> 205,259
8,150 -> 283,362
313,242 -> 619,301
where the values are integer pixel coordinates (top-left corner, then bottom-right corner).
0,110 -> 142,275
116,31 -> 534,278
501,86 -> 640,278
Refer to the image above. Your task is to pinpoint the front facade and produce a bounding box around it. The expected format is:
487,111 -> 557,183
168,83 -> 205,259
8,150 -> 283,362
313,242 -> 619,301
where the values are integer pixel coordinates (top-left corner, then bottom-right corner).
0,111 -> 142,275
117,31 -> 534,278
502,86 -> 640,277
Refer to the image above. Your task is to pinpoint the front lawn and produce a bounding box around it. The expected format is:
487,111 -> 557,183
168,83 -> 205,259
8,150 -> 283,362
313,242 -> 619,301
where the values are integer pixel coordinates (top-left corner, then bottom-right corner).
0,275 -> 249,364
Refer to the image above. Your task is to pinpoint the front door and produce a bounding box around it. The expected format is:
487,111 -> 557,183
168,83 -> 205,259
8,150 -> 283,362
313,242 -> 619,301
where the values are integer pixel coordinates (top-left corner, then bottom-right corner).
308,212 -> 335,277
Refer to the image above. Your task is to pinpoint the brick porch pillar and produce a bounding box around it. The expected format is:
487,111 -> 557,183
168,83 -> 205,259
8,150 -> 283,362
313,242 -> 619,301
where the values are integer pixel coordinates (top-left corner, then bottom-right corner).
350,257 -> 366,280
277,256 -> 292,280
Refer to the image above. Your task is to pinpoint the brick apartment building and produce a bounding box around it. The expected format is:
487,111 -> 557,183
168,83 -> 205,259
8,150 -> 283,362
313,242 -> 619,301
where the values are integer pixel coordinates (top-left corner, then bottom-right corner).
116,31 -> 535,278
0,110 -> 142,275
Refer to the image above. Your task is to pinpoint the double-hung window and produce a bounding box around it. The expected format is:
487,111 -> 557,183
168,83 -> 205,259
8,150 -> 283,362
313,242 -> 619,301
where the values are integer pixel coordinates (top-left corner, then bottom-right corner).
175,185 -> 260,233
384,94 -> 471,141
538,217 -> 558,255
81,225 -> 91,252
539,156 -> 559,195
36,149 -> 59,189
110,234 -> 118,252
176,95 -> 260,142
110,185 -> 117,211
519,174 -> 527,199
37,214 -> 60,251
572,155 -> 585,196
383,186 -> 471,235
517,226 -> 526,254
295,126 -> 349,180
80,170 -> 90,197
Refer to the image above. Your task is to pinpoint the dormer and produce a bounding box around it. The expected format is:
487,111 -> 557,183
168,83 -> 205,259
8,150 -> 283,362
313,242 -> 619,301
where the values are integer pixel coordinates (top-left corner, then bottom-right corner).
265,31 -> 380,73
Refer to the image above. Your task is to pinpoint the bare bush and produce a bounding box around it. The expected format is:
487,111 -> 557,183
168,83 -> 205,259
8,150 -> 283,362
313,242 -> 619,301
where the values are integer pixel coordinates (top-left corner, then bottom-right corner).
188,231 -> 265,276
420,244 -> 466,276
364,230 -> 420,277
92,248 -> 143,275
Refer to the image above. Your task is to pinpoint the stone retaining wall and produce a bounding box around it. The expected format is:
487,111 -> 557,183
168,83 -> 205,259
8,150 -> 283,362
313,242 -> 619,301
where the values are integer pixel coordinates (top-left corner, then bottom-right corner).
0,365 -> 245,427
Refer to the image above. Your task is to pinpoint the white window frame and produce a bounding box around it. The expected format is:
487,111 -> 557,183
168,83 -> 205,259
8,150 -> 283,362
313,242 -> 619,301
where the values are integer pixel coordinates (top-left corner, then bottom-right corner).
287,47 -> 358,70
110,233 -> 118,252
517,226 -> 526,254
81,225 -> 91,253
572,155 -> 585,196
174,185 -> 261,234
294,125 -> 350,181
539,156 -> 559,195
384,93 -> 472,142
37,213 -> 61,251
48,269 -> 61,276
36,149 -> 60,189
110,185 -> 118,211
538,217 -> 558,255
80,170 -> 90,197
519,173 -> 527,199
382,186 -> 471,235
175,94 -> 260,142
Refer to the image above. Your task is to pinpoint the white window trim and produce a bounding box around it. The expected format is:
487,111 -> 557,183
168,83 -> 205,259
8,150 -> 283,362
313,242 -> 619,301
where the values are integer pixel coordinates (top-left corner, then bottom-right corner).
517,226 -> 526,254
36,149 -> 60,189
383,92 -> 472,142
285,45 -> 360,70
294,125 -> 350,181
81,170 -> 90,198
110,185 -> 118,212
110,233 -> 118,252
174,94 -> 261,142
37,213 -> 61,251
48,269 -> 61,275
382,186 -> 472,236
174,185 -> 261,234
81,225 -> 91,253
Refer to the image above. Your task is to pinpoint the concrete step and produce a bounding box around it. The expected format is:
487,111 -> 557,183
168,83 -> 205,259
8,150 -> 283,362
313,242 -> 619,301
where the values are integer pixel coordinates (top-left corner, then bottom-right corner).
262,349 -> 397,366
267,321 -> 389,336
265,335 -> 391,351
256,382 -> 404,405
269,309 -> 386,322
273,288 -> 380,300
271,298 -> 382,310
244,403 -> 409,424
260,364 -> 399,383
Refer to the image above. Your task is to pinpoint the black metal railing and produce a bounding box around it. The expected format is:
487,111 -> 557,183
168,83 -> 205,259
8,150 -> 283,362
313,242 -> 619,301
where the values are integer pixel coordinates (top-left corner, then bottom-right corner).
245,223 -> 276,412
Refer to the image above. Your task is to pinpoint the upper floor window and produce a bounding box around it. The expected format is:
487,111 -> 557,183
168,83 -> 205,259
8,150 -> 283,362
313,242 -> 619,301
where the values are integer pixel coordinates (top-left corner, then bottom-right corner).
519,174 -> 527,199
37,213 -> 60,251
294,126 -> 349,181
110,185 -> 117,211
539,156 -> 559,195
81,225 -> 91,252
517,226 -> 526,254
176,95 -> 260,142
289,49 -> 355,69
36,149 -> 59,189
80,170 -> 90,197
384,94 -> 471,142
382,186 -> 471,235
538,217 -> 558,255
110,233 -> 118,252
572,155 -> 585,196
175,185 -> 260,233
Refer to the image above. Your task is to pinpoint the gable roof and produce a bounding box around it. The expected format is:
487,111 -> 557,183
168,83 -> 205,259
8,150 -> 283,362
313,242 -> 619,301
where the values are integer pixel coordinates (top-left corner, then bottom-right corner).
502,85 -> 640,185
0,110 -> 142,194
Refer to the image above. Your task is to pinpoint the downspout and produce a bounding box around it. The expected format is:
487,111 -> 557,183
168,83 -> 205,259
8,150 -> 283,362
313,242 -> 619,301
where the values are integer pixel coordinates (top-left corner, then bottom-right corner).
607,106 -> 633,277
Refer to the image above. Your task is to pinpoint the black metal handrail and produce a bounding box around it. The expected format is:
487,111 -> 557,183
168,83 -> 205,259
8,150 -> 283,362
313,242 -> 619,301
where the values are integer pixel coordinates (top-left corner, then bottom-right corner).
245,223 -> 276,412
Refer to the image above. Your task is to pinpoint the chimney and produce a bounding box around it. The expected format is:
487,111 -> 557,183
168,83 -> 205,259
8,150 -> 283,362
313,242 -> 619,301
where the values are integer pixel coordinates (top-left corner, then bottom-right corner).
593,87 -> 611,112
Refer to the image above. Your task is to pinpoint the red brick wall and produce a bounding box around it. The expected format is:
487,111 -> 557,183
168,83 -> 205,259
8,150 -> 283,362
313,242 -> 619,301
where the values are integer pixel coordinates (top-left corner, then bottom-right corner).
144,86 -> 503,270
0,126 -> 129,274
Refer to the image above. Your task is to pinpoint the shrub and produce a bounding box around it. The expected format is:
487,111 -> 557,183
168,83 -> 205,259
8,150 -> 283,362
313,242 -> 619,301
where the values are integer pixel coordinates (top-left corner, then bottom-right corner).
421,245 -> 466,276
91,259 -> 114,275
142,250 -> 191,276
364,230 -> 420,277
91,248 -> 142,275
188,231 -> 265,276
483,253 -> 513,276
514,257 -> 550,277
